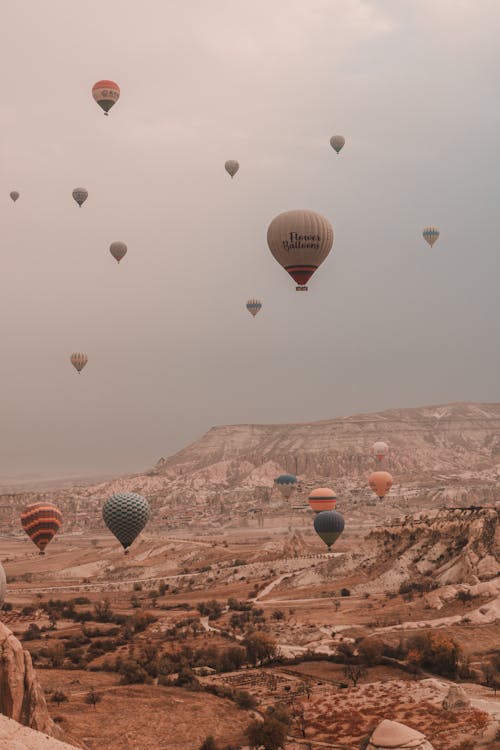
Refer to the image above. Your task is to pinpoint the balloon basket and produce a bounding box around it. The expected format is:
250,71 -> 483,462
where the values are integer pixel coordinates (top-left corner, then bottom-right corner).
296,286 -> 308,291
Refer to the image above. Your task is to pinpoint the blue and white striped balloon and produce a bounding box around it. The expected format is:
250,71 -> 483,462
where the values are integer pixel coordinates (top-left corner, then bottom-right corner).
246,299 -> 262,317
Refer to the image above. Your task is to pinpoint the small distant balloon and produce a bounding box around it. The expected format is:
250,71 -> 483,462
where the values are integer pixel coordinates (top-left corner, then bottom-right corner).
103,493 -> 150,552
225,160 -> 239,178
330,135 -> 345,154
246,299 -> 262,317
70,352 -> 88,373
372,441 -> 389,462
368,471 -> 393,500
267,209 -> 334,291
314,510 -> 345,550
423,227 -> 439,247
10,191 -> 20,202
275,473 -> 297,500
72,188 -> 88,207
110,241 -> 127,263
21,502 -> 62,555
92,80 -> 120,115
308,488 -> 337,513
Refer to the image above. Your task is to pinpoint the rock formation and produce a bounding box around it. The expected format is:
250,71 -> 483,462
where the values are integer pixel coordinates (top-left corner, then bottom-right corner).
0,713 -> 80,750
0,564 -> 5,606
442,685 -> 471,711
0,621 -> 61,738
365,719 -> 434,749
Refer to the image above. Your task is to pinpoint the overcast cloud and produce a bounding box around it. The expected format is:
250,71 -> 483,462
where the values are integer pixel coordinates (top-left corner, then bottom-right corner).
1,0 -> 499,478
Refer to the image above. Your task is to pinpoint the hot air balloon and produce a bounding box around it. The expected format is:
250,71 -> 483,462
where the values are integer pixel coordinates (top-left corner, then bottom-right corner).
368,471 -> 393,500
267,209 -> 334,290
110,241 -> 127,263
72,188 -> 88,207
308,487 -> 337,513
70,353 -> 88,373
103,493 -> 150,553
423,227 -> 439,247
0,562 -> 5,607
372,441 -> 389,463
330,135 -> 345,154
314,510 -> 344,550
246,299 -> 262,317
92,80 -> 120,115
10,191 -> 19,202
225,160 -> 239,178
275,473 -> 297,500
21,502 -> 62,554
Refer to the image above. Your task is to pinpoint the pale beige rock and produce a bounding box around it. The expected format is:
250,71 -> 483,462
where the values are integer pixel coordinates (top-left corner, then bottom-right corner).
367,719 -> 434,749
442,684 -> 471,710
0,621 -> 60,738
0,713 -> 80,750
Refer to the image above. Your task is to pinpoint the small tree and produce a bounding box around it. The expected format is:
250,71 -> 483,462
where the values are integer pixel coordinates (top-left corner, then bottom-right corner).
85,689 -> 101,709
342,664 -> 367,687
51,691 -> 68,706
243,632 -> 278,666
245,717 -> 287,750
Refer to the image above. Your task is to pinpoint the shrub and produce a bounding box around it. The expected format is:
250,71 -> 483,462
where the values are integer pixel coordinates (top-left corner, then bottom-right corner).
358,638 -> 384,666
133,582 -> 143,591
85,689 -> 102,709
234,690 -> 257,709
51,691 -> 68,706
340,588 -> 350,597
245,717 -> 287,750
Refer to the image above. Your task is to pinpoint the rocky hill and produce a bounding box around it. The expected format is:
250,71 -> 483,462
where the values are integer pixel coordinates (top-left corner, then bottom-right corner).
0,402 -> 499,531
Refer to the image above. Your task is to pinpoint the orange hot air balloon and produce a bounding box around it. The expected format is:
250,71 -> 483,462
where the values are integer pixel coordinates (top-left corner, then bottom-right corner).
308,488 -> 337,513
92,80 -> 120,115
368,471 -> 393,500
21,502 -> 63,554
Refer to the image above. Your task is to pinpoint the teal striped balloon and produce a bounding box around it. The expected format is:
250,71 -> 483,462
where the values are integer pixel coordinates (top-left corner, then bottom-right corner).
102,493 -> 150,551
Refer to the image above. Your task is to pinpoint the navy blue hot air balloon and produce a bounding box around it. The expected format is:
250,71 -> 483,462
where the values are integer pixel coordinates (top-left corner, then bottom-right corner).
275,473 -> 297,500
102,493 -> 150,553
313,510 -> 345,550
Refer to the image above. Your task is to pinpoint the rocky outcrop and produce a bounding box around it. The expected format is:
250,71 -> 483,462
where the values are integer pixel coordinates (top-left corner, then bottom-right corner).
442,685 -> 471,711
0,621 -> 61,738
0,564 -> 5,606
349,507 -> 499,593
0,713 -> 80,750
365,719 -> 434,749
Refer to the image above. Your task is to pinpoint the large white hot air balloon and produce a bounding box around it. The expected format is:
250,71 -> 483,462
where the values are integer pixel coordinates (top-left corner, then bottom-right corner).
267,209 -> 334,290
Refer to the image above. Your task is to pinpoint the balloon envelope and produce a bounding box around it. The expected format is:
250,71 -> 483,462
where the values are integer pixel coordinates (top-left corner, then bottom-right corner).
70,352 -> 88,373
423,226 -> 439,247
314,510 -> 345,549
10,191 -> 19,202
92,80 -> 120,115
267,209 -> 334,290
110,241 -> 127,263
330,135 -> 345,153
246,299 -> 262,317
21,502 -> 62,554
308,487 -> 337,513
225,160 -> 239,178
275,473 -> 297,499
72,188 -> 88,207
372,441 -> 389,462
102,493 -> 150,550
368,471 -> 393,499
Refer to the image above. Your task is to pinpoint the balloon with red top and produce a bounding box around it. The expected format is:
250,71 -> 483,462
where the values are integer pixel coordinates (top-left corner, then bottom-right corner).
92,80 -> 120,115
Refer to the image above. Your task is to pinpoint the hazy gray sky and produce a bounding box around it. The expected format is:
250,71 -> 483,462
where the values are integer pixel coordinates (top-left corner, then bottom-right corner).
1,0 -> 499,478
